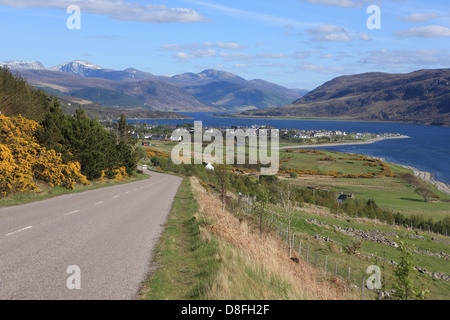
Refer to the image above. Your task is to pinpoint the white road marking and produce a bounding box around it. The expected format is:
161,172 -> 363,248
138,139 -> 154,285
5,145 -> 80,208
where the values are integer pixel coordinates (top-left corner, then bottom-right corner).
125,191 -> 130,194
113,195 -> 119,199
65,210 -> 80,216
6,226 -> 33,237
95,201 -> 104,205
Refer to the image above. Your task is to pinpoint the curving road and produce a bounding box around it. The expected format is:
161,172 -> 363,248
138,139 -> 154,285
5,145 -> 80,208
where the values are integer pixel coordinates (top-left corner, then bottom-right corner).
0,170 -> 182,300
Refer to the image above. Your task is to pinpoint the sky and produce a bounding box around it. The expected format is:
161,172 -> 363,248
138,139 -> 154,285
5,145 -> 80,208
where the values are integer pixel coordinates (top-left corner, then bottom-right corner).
0,0 -> 449,90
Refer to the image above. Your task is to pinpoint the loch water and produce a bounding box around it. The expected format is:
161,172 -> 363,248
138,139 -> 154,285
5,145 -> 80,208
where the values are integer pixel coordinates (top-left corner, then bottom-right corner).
129,112 -> 450,185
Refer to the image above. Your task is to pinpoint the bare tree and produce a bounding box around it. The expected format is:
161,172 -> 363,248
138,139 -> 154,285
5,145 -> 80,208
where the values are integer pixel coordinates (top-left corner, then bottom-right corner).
255,186 -> 270,239
215,164 -> 230,212
277,182 -> 296,258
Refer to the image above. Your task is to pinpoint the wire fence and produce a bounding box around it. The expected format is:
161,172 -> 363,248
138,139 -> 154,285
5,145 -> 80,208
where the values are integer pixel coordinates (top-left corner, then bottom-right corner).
236,196 -> 381,299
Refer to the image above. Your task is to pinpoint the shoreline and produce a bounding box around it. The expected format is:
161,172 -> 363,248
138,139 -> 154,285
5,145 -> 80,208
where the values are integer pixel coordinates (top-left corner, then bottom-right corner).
280,135 -> 410,149
280,135 -> 450,195
382,161 -> 450,196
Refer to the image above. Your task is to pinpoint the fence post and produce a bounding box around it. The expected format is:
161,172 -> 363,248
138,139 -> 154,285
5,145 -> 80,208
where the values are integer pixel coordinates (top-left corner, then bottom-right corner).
299,240 -> 302,257
347,266 -> 351,282
306,244 -> 310,264
324,256 -> 327,274
315,252 -> 318,267
292,233 -> 295,250
334,263 -> 338,276
362,275 -> 366,300
280,222 -> 282,238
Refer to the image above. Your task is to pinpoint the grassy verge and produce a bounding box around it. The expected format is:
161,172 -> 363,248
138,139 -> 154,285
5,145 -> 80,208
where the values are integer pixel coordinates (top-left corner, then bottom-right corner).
0,172 -> 150,208
140,178 -> 221,300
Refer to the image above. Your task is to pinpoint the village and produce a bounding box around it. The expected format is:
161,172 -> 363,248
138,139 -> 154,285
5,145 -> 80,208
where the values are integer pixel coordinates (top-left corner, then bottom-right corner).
124,122 -> 404,144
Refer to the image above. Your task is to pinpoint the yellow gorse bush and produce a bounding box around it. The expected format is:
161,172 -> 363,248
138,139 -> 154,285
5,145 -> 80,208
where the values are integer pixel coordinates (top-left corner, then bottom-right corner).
0,114 -> 89,198
100,166 -> 129,183
146,148 -> 169,159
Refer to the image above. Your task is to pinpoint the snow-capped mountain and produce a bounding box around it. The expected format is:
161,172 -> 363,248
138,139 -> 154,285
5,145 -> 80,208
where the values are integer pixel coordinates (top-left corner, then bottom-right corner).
4,59 -> 306,111
0,60 -> 46,70
50,60 -> 103,77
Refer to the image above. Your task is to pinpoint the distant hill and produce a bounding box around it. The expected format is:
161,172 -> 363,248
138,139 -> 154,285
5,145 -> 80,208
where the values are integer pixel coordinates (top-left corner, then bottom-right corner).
183,81 -> 296,110
1,60 -> 306,112
164,69 -> 303,108
238,69 -> 450,126
12,69 -> 213,112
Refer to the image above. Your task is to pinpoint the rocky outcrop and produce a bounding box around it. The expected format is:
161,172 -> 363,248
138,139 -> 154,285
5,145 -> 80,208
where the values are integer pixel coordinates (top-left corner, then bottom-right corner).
415,267 -> 450,281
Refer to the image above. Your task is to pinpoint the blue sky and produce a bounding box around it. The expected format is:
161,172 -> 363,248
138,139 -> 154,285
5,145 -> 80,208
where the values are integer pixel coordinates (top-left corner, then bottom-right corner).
0,0 -> 449,89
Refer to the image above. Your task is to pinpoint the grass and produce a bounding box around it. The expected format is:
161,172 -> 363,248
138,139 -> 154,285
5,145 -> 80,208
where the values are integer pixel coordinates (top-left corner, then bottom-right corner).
279,149 -> 450,221
140,178 -> 221,300
269,203 -> 450,300
286,175 -> 450,221
0,172 -> 150,208
141,177 -> 359,300
146,139 -> 450,221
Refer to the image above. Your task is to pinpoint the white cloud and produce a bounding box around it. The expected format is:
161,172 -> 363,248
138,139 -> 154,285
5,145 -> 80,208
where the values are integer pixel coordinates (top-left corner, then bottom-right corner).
203,42 -> 247,50
359,48 -> 450,67
359,33 -> 371,41
297,63 -> 346,74
219,52 -> 252,61
305,24 -> 369,42
397,13 -> 440,24
256,53 -> 288,59
190,0 -> 314,28
394,25 -> 450,38
0,0 -> 208,23
161,42 -> 246,51
305,24 -> 345,35
174,49 -> 216,60
174,52 -> 195,60
292,50 -> 320,59
298,0 -> 355,7
319,33 -> 354,42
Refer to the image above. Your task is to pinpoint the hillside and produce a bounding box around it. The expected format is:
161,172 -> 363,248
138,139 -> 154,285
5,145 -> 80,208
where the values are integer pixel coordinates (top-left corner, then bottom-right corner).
238,69 -> 450,126
183,81 -> 295,110
14,69 -> 213,112
0,67 -> 53,122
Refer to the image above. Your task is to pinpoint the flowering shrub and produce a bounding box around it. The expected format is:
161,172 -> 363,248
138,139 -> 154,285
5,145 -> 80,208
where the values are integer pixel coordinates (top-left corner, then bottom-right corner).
146,148 -> 169,159
0,114 -> 89,198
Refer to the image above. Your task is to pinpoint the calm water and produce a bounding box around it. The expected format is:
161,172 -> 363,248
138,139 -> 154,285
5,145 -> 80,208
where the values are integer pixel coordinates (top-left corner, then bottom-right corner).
129,112 -> 450,185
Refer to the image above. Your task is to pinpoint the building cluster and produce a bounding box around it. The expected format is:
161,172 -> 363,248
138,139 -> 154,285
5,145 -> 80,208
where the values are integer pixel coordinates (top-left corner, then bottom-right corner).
128,122 -> 402,142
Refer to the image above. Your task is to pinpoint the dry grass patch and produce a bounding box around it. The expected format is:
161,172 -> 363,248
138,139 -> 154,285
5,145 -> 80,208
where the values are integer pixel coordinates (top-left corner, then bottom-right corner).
190,177 -> 358,300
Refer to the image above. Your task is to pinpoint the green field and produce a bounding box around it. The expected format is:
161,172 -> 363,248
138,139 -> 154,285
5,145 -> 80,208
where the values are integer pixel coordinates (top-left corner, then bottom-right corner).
142,140 -> 450,221
268,204 -> 450,300
278,149 -> 450,221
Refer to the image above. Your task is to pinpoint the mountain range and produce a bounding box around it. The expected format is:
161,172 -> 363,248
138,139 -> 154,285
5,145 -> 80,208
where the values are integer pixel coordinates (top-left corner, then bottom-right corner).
235,69 -> 450,126
0,60 -> 306,113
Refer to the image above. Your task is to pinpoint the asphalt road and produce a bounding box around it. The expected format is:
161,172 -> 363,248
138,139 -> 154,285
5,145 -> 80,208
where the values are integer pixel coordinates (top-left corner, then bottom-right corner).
0,170 -> 182,300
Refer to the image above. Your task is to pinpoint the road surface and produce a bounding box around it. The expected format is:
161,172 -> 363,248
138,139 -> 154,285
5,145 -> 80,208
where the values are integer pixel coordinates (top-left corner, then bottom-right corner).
0,170 -> 182,300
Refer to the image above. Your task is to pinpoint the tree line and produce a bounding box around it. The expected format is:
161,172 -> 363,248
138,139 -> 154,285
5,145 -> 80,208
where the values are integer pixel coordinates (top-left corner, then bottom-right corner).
146,154 -> 449,235
0,67 -> 140,195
